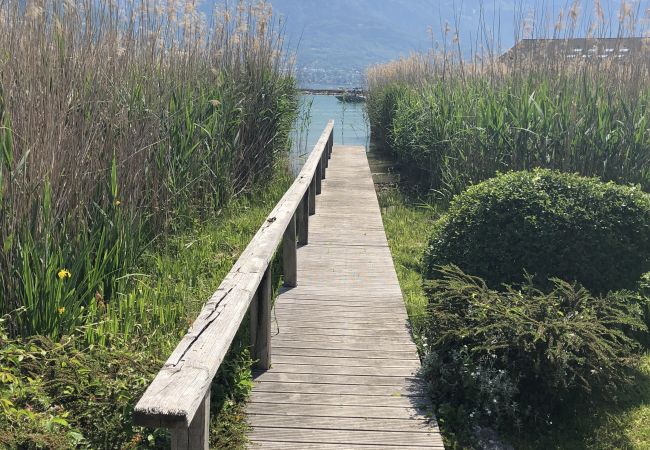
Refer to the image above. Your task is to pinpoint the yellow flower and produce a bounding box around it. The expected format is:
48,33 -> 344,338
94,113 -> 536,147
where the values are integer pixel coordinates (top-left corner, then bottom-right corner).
57,269 -> 71,280
57,306 -> 65,314
114,199 -> 121,206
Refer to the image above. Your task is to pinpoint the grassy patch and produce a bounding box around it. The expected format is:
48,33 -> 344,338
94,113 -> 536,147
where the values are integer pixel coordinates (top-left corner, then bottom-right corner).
1,172 -> 292,449
508,353 -> 650,450
376,186 -> 437,350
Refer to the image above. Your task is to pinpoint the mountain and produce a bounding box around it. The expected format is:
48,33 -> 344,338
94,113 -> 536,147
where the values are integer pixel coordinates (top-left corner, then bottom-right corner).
203,1 -> 650,88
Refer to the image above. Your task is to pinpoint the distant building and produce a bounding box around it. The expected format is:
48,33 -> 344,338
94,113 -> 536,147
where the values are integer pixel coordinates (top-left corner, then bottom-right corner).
500,37 -> 650,64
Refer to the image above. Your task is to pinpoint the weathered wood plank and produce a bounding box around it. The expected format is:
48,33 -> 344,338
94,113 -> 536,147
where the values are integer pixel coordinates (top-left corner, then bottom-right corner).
252,267 -> 272,370
250,392 -> 426,408
247,403 -> 431,420
282,215 -> 297,287
250,443 -> 444,450
247,415 -> 436,433
248,428 -> 442,447
271,347 -> 419,360
251,381 -> 423,397
133,122 -> 334,430
270,355 -> 421,369
252,371 -> 420,387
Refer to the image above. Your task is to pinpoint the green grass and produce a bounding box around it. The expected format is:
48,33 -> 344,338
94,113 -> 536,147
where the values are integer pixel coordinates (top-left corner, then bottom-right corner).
377,183 -> 650,450
1,171 -> 293,449
376,187 -> 437,351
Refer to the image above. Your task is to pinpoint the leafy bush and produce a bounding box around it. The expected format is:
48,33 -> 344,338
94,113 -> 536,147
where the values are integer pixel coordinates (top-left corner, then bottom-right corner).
0,320 -> 166,449
422,266 -> 647,428
425,169 -> 650,294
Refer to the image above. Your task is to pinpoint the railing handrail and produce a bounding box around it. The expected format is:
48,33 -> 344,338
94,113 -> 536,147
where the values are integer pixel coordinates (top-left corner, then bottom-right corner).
133,121 -> 334,447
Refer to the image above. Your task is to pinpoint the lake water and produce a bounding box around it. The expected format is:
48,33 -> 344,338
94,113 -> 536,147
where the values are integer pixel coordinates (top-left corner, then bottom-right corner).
290,94 -> 369,174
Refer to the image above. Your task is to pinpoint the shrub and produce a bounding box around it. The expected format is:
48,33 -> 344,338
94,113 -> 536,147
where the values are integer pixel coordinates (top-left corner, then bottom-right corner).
422,266 -> 647,427
424,169 -> 650,294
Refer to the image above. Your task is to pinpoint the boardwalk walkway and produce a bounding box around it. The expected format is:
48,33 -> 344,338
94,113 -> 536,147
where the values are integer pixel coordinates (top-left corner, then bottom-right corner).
247,145 -> 444,449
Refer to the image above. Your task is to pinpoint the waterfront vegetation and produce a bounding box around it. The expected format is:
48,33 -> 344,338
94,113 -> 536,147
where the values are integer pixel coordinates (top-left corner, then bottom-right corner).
0,0 -> 297,447
378,185 -> 650,449
369,19 -> 650,449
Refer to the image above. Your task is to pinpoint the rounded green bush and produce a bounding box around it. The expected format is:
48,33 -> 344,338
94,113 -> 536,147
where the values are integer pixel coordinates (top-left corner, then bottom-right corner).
425,169 -> 650,293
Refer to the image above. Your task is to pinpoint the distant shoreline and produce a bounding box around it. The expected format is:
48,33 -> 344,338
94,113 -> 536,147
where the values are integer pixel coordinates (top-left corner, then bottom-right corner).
300,88 -> 364,95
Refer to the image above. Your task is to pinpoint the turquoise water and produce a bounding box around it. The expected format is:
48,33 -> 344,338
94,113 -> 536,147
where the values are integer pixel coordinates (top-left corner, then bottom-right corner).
290,94 -> 369,174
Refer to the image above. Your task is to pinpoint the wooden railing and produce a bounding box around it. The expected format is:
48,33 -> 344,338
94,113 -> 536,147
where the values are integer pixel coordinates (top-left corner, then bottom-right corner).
133,121 -> 335,449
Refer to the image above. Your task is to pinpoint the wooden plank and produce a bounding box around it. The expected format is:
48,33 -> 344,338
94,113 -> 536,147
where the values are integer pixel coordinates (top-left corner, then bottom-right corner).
250,392 -> 427,408
169,390 -> 209,450
266,363 -> 417,377
282,215 -> 297,287
252,267 -> 272,370
247,415 -> 436,433
252,371 -> 421,387
271,347 -> 419,360
247,403 -> 431,420
272,332 -> 418,347
297,192 -> 309,245
252,382 -> 423,397
248,428 -> 441,447
249,443 -> 443,450
270,355 -> 420,369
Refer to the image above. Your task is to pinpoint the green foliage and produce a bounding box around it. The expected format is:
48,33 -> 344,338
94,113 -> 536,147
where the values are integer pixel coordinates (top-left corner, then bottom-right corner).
377,187 -> 437,346
0,0 -> 298,340
0,319 -> 161,449
424,169 -> 650,294
366,77 -> 650,199
0,173 -> 292,448
422,266 -> 647,430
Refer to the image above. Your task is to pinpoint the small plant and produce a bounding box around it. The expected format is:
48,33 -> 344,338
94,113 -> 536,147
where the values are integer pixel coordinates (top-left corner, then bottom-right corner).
424,169 -> 650,294
422,265 -> 647,429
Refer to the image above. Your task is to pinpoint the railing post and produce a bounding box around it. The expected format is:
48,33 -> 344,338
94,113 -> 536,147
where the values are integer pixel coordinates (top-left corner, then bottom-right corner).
322,150 -> 327,177
308,179 -> 316,216
170,389 -> 210,450
316,162 -> 322,194
327,132 -> 333,158
297,191 -> 309,245
324,142 -> 329,169
283,214 -> 297,287
250,266 -> 272,370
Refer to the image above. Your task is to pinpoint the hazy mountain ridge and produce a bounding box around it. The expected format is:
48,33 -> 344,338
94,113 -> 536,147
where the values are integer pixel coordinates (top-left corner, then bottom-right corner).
205,1 -> 649,88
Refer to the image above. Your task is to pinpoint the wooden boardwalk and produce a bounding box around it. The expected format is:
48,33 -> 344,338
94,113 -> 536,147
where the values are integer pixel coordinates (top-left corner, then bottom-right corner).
247,146 -> 444,449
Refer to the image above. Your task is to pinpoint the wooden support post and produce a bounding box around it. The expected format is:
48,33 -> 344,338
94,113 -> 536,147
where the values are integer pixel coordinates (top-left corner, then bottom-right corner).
328,133 -> 333,158
308,180 -> 316,216
170,389 -> 210,450
297,192 -> 309,245
316,162 -> 322,194
324,143 -> 329,168
250,266 -> 272,370
282,215 -> 297,287
322,150 -> 328,175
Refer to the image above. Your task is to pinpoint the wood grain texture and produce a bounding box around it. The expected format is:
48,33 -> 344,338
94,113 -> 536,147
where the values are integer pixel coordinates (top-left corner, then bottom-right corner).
247,145 -> 442,448
133,122 -> 333,430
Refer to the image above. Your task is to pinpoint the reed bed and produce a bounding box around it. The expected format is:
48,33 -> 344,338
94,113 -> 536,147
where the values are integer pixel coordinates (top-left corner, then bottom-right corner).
0,0 -> 297,339
366,7 -> 650,199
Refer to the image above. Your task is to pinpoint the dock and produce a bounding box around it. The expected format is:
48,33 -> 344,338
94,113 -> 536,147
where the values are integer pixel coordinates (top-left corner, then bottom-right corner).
133,124 -> 443,450
247,145 -> 443,449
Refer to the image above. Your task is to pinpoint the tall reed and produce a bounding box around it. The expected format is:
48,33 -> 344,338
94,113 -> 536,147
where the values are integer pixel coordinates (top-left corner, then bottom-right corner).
366,4 -> 650,199
0,0 -> 297,338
